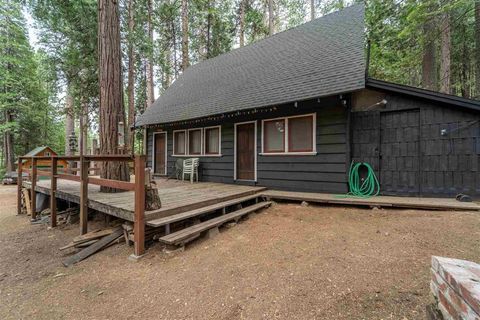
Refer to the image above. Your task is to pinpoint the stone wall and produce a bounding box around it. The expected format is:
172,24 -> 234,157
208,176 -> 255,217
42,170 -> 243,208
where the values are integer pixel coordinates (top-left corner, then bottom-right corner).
429,256 -> 480,319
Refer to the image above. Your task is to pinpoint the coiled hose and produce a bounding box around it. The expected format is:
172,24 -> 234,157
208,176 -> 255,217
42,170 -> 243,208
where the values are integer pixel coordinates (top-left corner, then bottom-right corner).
345,161 -> 380,198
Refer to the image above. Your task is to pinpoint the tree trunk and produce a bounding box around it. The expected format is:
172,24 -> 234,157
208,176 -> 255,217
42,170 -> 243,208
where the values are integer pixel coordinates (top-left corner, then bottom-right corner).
127,0 -> 135,151
206,0 -> 212,58
475,1 -> 480,98
80,100 -> 88,155
268,0 -> 274,36
439,11 -> 451,94
422,20 -> 437,91
65,91 -> 75,155
98,0 -> 129,192
146,0 -> 154,107
239,0 -> 245,47
310,0 -> 315,21
181,0 -> 189,71
3,110 -> 14,173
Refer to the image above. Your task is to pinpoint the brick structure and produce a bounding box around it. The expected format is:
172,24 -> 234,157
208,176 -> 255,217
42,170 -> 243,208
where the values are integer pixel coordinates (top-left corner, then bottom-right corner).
430,256 -> 480,319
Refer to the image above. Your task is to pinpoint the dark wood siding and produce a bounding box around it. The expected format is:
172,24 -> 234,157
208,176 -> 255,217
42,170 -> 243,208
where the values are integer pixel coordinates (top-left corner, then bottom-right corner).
146,97 -> 349,193
352,91 -> 480,198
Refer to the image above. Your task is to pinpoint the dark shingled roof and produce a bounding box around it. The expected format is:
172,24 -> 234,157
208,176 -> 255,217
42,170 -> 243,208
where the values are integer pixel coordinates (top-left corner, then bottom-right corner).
137,4 -> 365,126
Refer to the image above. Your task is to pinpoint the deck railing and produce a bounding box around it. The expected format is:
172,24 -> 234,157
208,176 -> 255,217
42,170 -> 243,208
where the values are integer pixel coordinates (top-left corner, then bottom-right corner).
17,154 -> 146,257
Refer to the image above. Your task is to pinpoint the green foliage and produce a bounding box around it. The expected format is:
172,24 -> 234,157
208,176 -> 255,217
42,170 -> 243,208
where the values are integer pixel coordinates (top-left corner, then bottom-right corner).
0,0 -> 64,171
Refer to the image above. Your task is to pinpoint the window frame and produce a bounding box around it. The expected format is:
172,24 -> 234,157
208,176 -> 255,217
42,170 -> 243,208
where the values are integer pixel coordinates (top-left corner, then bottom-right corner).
172,126 -> 223,157
172,130 -> 187,156
204,125 -> 222,155
261,113 -> 317,156
262,118 -> 286,153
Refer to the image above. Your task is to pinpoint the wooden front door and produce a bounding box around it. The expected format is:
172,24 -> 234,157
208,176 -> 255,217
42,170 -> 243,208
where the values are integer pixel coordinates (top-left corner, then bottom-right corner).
154,132 -> 166,175
236,122 -> 256,180
380,109 -> 420,195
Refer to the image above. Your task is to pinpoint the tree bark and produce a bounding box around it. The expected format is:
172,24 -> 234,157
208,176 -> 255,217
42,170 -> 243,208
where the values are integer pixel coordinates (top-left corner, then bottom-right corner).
310,0 -> 315,21
65,91 -> 75,156
146,0 -> 155,107
181,0 -> 189,71
98,0 -> 129,192
239,0 -> 245,47
475,1 -> 480,98
206,0 -> 212,58
422,19 -> 437,91
3,110 -> 14,173
127,0 -> 135,151
439,11 -> 451,94
268,0 -> 274,36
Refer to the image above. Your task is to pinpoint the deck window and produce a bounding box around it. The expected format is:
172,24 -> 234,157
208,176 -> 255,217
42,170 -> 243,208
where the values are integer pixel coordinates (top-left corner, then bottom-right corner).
173,130 -> 186,155
205,127 -> 220,155
188,129 -> 202,155
263,119 -> 285,153
262,113 -> 316,155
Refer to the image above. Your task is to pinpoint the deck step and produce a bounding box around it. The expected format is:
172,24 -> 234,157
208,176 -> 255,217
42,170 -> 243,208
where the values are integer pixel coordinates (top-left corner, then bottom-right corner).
146,194 -> 262,227
158,201 -> 271,245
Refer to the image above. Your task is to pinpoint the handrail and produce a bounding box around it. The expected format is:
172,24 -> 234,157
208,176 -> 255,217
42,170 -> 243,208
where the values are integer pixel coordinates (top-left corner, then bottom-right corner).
17,153 -> 146,257
88,177 -> 135,191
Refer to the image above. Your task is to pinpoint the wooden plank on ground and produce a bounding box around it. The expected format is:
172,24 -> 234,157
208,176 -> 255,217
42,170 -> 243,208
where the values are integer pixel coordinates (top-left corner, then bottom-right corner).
62,228 -> 123,266
72,228 -> 115,243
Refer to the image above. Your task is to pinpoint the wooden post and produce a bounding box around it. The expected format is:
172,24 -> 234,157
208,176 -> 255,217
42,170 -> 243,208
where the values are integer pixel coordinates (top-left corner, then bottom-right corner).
50,157 -> 58,228
17,158 -> 22,215
31,157 -> 37,220
133,155 -> 146,258
79,157 -> 89,234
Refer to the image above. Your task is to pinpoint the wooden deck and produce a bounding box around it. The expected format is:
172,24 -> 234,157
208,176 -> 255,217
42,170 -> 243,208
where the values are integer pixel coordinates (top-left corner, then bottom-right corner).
261,190 -> 480,211
31,178 -> 266,222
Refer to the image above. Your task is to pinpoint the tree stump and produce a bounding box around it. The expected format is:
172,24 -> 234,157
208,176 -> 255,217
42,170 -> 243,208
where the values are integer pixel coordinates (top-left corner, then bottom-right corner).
145,186 -> 161,210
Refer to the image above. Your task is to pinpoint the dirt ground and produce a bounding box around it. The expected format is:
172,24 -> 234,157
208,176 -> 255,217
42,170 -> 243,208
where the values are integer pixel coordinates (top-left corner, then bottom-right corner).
1,185 -> 479,320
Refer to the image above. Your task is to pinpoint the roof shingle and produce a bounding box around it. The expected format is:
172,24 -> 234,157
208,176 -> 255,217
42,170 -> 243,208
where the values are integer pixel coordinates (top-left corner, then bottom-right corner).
137,4 -> 365,126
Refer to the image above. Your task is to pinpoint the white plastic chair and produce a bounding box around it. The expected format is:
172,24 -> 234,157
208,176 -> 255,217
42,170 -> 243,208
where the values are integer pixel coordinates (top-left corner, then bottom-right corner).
182,158 -> 199,183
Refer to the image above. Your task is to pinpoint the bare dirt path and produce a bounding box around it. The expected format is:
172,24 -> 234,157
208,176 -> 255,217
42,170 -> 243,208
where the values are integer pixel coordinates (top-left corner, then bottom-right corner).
1,185 -> 479,319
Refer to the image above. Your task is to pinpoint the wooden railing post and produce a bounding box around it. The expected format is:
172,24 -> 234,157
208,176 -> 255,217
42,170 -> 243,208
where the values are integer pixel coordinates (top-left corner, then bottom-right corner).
133,155 -> 146,258
79,156 -> 89,234
50,157 -> 58,228
31,157 -> 37,220
17,157 -> 22,215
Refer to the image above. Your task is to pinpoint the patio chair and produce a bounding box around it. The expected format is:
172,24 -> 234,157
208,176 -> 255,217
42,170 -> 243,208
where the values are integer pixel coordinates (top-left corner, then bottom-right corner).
182,158 -> 199,183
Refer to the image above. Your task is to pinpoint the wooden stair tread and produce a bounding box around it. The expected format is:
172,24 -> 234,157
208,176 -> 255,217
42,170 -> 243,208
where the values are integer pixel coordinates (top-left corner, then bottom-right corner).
159,201 -> 271,245
146,194 -> 262,227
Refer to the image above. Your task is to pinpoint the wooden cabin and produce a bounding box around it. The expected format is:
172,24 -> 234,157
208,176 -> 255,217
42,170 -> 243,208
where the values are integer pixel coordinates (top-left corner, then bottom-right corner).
136,4 -> 480,198
19,146 -> 67,172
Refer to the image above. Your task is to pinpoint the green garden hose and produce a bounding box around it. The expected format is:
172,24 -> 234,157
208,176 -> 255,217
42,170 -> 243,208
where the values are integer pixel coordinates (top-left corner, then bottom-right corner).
343,161 -> 380,198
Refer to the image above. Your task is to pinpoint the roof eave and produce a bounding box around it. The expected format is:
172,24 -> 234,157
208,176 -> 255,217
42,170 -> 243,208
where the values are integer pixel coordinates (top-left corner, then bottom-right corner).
366,78 -> 480,112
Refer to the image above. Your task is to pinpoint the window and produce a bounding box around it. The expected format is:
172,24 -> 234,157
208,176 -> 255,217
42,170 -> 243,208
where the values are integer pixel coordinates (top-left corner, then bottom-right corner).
188,129 -> 202,155
262,114 -> 316,155
288,116 -> 314,152
263,119 -> 285,153
173,131 -> 186,155
205,127 -> 220,155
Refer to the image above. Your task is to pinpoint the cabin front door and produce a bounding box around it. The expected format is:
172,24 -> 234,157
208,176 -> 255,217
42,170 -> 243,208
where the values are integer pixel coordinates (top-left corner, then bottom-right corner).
154,132 -> 167,175
235,122 -> 256,181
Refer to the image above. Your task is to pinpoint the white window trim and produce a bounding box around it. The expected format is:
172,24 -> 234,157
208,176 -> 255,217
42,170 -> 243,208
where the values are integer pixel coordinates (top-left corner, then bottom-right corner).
172,126 -> 223,157
204,125 -> 222,156
234,120 -> 257,182
152,131 -> 168,175
172,129 -> 187,156
261,113 -> 317,156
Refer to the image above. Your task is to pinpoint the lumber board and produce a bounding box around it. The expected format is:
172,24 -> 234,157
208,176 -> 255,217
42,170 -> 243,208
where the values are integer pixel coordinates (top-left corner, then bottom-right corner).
72,228 -> 115,243
159,201 -> 271,245
62,228 -> 123,266
146,194 -> 261,227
